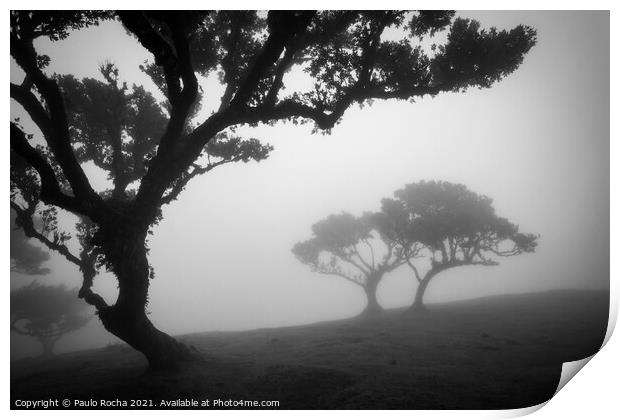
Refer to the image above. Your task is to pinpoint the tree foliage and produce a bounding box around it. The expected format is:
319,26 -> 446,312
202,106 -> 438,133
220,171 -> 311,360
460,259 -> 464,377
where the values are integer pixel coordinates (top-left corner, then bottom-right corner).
56,63 -> 273,203
292,212 -> 409,314
294,181 -> 539,312
10,211 -> 50,275
293,213 -> 393,286
11,282 -> 91,356
382,180 -> 538,309
384,180 -> 538,266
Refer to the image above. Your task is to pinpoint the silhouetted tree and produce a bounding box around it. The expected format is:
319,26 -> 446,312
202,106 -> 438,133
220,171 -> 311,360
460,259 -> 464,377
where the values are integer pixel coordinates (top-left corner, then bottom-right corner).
382,181 -> 538,311
293,212 -> 409,315
11,282 -> 91,357
10,11 -> 536,368
12,150 -> 101,304
10,211 -> 50,275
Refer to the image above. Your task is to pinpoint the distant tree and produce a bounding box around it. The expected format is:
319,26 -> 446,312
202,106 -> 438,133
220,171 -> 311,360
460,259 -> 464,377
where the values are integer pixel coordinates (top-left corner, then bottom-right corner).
292,212 -> 408,315
382,181 -> 538,311
11,282 -> 91,357
10,11 -> 536,368
10,211 -> 50,275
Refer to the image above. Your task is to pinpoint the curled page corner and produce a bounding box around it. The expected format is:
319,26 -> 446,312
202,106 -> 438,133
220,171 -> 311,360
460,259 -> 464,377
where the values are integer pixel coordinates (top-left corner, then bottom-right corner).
555,355 -> 595,396
502,294 -> 615,418
498,355 -> 598,419
496,401 -> 548,419
552,288 -> 618,396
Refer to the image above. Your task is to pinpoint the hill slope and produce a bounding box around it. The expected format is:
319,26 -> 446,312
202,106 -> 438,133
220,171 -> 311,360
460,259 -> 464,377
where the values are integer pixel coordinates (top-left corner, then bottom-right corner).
11,289 -> 609,409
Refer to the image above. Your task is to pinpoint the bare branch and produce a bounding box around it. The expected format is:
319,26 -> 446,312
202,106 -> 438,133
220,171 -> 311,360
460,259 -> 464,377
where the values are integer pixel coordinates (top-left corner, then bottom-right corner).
406,259 -> 423,283
10,123 -> 85,214
10,35 -> 99,203
314,267 -> 365,287
11,201 -> 81,266
351,244 -> 374,272
337,250 -> 371,277
362,238 -> 376,270
10,83 -> 54,138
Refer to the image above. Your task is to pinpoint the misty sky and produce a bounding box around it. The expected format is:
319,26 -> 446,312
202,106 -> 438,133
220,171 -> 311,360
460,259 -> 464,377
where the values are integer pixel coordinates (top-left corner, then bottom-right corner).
10,11 -> 609,356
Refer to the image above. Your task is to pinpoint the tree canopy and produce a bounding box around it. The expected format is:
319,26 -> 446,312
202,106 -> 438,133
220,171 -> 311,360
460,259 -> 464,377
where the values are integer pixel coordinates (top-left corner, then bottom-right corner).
11,282 -> 91,356
293,181 -> 538,312
385,181 -> 538,265
382,180 -> 538,309
10,10 -> 537,231
292,212 -> 409,314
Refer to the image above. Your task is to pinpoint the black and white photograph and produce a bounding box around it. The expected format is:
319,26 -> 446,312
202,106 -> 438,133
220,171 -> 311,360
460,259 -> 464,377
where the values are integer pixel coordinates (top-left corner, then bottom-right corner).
7,5 -> 612,414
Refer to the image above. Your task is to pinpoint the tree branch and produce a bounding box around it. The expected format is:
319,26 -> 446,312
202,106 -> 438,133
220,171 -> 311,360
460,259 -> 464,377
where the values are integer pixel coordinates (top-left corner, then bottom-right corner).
159,161 -> 225,205
406,259 -> 423,283
117,12 -> 180,99
362,238 -> 376,270
337,251 -> 370,277
10,123 -> 84,214
227,11 -> 315,110
10,201 -> 82,266
10,35 -> 99,204
351,244 -> 374,272
315,267 -> 365,287
10,82 -> 54,139
236,83 -> 446,131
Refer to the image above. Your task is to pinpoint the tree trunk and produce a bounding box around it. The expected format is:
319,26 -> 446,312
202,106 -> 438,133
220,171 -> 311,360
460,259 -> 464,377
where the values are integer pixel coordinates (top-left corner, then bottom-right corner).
411,278 -> 431,312
360,275 -> 383,316
39,337 -> 55,358
96,225 -> 196,370
97,305 -> 194,370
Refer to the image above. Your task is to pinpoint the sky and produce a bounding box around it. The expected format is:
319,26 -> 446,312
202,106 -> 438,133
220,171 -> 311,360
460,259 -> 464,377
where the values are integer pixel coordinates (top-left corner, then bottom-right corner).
10,11 -> 609,357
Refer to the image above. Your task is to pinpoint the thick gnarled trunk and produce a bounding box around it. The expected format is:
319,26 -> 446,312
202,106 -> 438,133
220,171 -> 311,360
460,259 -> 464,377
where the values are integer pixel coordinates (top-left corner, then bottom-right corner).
97,305 -> 193,370
95,224 -> 196,370
360,274 -> 383,316
411,278 -> 431,312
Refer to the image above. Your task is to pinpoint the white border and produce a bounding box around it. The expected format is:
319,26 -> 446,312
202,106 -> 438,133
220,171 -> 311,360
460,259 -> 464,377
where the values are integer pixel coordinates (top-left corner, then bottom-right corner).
3,2 -> 616,419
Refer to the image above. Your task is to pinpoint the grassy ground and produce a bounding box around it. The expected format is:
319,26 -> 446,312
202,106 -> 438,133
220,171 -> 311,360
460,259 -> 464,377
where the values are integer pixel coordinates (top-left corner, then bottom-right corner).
11,289 -> 608,409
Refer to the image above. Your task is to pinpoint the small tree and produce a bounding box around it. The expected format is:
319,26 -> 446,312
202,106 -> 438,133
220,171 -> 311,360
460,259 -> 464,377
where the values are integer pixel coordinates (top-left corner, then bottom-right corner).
11,282 -> 91,357
382,181 -> 538,311
292,212 -> 407,315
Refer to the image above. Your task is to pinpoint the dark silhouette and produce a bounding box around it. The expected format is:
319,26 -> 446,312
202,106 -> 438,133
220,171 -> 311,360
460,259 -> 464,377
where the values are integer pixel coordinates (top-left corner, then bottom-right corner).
10,11 -> 537,369
11,290 -> 610,408
10,211 -> 50,275
381,181 -> 538,311
11,282 -> 91,357
292,212 -> 408,315
10,159 -> 101,305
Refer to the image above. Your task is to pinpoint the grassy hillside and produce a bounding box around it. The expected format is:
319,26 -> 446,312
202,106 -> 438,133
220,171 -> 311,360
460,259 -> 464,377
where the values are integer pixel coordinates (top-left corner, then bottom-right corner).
11,289 -> 608,409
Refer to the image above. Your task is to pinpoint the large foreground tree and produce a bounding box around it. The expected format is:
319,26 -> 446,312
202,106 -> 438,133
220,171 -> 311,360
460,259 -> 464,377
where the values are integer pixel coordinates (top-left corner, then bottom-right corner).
382,181 -> 538,311
10,11 -> 536,369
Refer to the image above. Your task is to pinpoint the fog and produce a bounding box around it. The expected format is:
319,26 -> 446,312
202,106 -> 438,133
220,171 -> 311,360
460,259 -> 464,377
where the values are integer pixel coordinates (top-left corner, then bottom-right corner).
10,11 -> 609,358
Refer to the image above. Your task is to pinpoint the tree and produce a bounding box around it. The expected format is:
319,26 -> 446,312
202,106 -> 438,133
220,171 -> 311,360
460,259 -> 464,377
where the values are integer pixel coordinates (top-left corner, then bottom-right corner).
10,211 -> 50,275
382,181 -> 538,311
11,282 -> 91,357
292,212 -> 408,315
12,147 -> 103,307
10,11 -> 537,369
